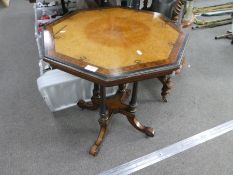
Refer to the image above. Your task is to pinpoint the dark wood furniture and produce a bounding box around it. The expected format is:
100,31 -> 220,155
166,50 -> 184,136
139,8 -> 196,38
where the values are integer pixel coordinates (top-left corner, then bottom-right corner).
42,7 -> 188,156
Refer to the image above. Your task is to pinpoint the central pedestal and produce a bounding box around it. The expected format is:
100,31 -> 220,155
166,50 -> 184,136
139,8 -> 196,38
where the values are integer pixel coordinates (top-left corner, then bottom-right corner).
78,83 -> 155,156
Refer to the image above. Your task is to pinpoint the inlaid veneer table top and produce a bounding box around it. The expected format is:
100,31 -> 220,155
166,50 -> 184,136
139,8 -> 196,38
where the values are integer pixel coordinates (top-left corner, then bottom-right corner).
43,7 -> 188,86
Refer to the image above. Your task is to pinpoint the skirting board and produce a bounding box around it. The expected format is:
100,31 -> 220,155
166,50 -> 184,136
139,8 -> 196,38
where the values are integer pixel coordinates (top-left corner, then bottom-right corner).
2,0 -> 10,7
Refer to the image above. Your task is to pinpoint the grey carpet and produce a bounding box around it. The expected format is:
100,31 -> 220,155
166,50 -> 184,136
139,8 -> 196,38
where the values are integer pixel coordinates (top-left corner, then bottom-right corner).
0,0 -> 233,175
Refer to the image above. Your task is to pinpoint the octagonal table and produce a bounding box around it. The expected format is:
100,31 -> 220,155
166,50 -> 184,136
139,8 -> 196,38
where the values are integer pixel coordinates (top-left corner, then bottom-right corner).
42,7 -> 188,156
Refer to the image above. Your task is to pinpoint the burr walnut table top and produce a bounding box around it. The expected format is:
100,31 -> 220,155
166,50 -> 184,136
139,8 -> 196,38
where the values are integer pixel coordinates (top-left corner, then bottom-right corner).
43,7 -> 188,86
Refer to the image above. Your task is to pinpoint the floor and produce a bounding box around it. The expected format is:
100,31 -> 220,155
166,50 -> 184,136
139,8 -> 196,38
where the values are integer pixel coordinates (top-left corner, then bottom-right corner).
0,0 -> 233,175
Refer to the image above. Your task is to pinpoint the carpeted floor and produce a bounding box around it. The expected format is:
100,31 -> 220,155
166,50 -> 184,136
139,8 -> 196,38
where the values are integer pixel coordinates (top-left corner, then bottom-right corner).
0,0 -> 233,175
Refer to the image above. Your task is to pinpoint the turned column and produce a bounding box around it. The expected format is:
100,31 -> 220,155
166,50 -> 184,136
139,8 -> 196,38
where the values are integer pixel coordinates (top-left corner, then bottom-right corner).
129,82 -> 138,113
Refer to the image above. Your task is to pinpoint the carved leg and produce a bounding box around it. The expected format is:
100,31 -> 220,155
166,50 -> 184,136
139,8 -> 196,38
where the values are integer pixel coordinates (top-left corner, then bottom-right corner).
121,82 -> 155,137
118,84 -> 130,102
89,86 -> 111,156
124,112 -> 155,137
158,76 -> 172,102
129,82 -> 138,113
78,83 -> 100,110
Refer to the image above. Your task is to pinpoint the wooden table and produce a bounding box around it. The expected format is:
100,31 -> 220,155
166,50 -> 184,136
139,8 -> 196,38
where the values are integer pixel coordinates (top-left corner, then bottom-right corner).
42,7 -> 188,156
